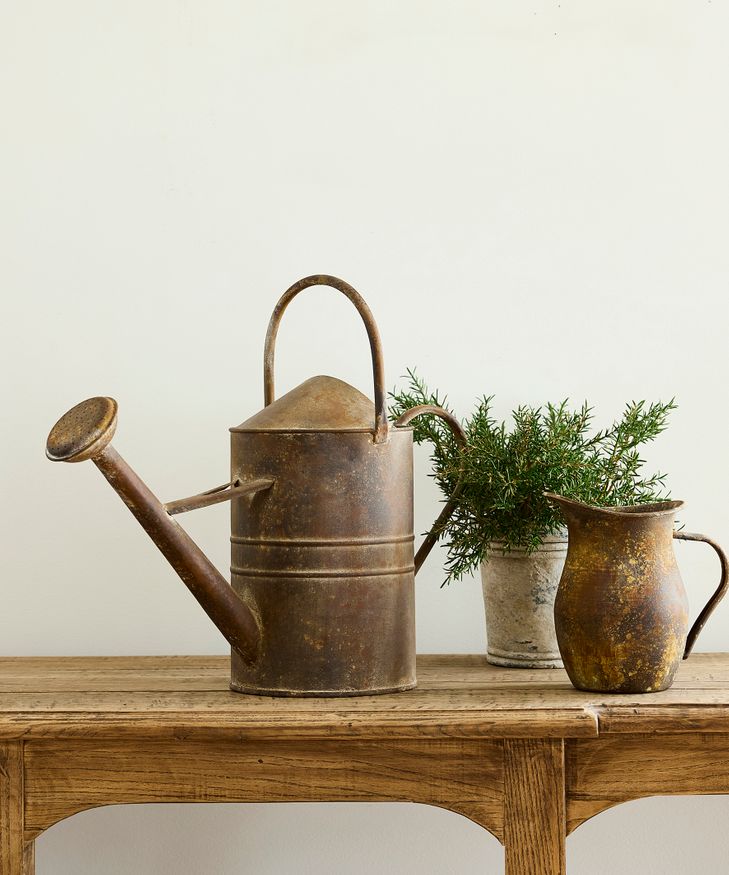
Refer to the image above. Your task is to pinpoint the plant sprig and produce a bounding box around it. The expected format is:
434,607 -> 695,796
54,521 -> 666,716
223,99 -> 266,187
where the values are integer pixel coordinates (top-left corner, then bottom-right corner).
389,370 -> 676,584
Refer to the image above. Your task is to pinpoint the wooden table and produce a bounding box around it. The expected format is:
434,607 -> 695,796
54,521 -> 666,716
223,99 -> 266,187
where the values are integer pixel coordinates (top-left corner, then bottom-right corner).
1,654 -> 729,874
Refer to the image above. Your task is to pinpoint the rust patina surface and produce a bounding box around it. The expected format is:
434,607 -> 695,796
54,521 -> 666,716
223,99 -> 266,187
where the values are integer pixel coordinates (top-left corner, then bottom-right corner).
547,494 -> 728,693
46,276 -> 465,697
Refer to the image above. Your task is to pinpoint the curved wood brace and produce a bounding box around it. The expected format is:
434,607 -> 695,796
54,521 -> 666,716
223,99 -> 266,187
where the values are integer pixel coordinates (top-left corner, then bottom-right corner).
568,794 -> 649,834
567,788 -> 729,834
433,802 -> 503,843
25,800 -> 504,845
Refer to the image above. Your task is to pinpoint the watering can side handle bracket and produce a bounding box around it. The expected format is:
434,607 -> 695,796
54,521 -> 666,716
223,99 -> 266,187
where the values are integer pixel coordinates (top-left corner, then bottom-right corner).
263,275 -> 389,443
394,405 -> 467,575
164,479 -> 274,516
674,530 -> 729,658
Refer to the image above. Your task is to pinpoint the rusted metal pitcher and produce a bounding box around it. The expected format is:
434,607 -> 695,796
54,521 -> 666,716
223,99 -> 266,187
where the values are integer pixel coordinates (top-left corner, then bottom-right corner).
546,494 -> 729,693
46,275 -> 464,696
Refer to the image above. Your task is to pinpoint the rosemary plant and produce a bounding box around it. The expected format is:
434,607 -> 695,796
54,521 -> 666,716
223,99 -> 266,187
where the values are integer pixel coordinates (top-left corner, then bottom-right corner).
390,369 -> 676,584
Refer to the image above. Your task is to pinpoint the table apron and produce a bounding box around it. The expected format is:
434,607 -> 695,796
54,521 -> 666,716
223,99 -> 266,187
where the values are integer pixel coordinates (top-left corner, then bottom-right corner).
566,732 -> 729,833
21,736 -> 507,844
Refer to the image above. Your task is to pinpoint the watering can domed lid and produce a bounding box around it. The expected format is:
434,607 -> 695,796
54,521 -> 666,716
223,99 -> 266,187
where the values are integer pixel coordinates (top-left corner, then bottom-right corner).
232,375 -> 377,433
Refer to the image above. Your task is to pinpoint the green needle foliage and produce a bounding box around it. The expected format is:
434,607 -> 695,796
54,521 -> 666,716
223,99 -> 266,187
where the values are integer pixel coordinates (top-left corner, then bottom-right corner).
390,369 -> 677,584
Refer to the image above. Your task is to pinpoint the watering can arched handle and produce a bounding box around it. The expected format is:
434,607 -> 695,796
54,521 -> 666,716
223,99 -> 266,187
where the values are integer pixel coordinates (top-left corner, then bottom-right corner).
674,530 -> 729,658
394,405 -> 466,575
263,275 -> 389,443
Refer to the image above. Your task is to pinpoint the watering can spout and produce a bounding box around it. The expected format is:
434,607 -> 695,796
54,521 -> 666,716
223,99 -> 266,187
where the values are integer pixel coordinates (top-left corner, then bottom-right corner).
46,396 -> 271,664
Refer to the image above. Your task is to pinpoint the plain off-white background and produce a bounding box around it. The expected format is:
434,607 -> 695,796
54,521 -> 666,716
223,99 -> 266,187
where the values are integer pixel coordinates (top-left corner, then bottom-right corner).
2,1 -> 729,872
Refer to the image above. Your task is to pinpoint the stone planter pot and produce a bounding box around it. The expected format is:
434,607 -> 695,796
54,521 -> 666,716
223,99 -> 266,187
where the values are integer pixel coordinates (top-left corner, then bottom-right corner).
480,535 -> 567,668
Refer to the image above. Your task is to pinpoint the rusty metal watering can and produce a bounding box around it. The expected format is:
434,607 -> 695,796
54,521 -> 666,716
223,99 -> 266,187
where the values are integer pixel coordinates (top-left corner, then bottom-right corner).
46,276 -> 465,696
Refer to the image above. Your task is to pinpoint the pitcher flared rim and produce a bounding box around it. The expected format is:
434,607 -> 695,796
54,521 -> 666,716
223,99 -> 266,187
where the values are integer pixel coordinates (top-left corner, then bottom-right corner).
544,492 -> 683,518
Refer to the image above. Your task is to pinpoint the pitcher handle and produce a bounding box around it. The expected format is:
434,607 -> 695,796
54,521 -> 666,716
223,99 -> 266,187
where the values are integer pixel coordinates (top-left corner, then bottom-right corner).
674,530 -> 729,658
263,275 -> 388,443
394,405 -> 466,575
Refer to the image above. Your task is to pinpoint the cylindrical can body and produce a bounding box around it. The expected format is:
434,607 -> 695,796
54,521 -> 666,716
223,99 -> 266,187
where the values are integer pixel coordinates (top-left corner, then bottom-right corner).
229,428 -> 416,695
481,537 -> 566,668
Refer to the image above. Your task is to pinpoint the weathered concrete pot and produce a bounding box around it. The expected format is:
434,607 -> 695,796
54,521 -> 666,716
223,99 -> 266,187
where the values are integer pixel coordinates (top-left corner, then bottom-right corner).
480,535 -> 567,668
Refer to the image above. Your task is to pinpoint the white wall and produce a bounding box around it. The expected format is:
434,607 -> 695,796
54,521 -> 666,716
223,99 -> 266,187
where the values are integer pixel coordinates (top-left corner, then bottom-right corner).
2,1 -> 728,871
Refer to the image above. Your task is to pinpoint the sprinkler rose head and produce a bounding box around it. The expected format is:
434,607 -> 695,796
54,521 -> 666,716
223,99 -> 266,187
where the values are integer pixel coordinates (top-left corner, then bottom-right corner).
46,396 -> 118,463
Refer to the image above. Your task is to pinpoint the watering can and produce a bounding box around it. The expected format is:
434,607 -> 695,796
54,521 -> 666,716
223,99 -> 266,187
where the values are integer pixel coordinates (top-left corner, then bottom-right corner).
46,276 -> 465,696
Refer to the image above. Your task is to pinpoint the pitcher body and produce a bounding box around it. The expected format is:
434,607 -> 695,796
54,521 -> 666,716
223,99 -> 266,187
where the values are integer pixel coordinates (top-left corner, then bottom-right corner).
553,498 -> 687,692
548,494 -> 729,693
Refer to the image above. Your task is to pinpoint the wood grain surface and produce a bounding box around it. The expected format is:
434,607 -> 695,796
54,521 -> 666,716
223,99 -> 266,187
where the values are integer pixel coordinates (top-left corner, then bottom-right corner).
505,739 -> 565,875
2,653 -> 729,741
0,654 -> 599,740
566,732 -> 729,833
0,743 -> 33,875
3,654 -> 729,874
23,736 -> 504,842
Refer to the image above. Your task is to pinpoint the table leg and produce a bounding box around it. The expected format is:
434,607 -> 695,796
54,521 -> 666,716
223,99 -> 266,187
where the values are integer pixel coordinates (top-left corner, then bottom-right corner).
0,742 -> 25,875
22,843 -> 33,875
504,739 -> 566,875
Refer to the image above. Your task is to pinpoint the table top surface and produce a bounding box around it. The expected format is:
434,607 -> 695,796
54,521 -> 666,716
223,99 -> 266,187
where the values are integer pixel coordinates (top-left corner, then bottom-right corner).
1,653 -> 729,740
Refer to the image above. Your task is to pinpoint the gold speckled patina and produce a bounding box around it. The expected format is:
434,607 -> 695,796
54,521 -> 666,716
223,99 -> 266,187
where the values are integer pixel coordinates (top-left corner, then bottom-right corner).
546,494 -> 729,694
